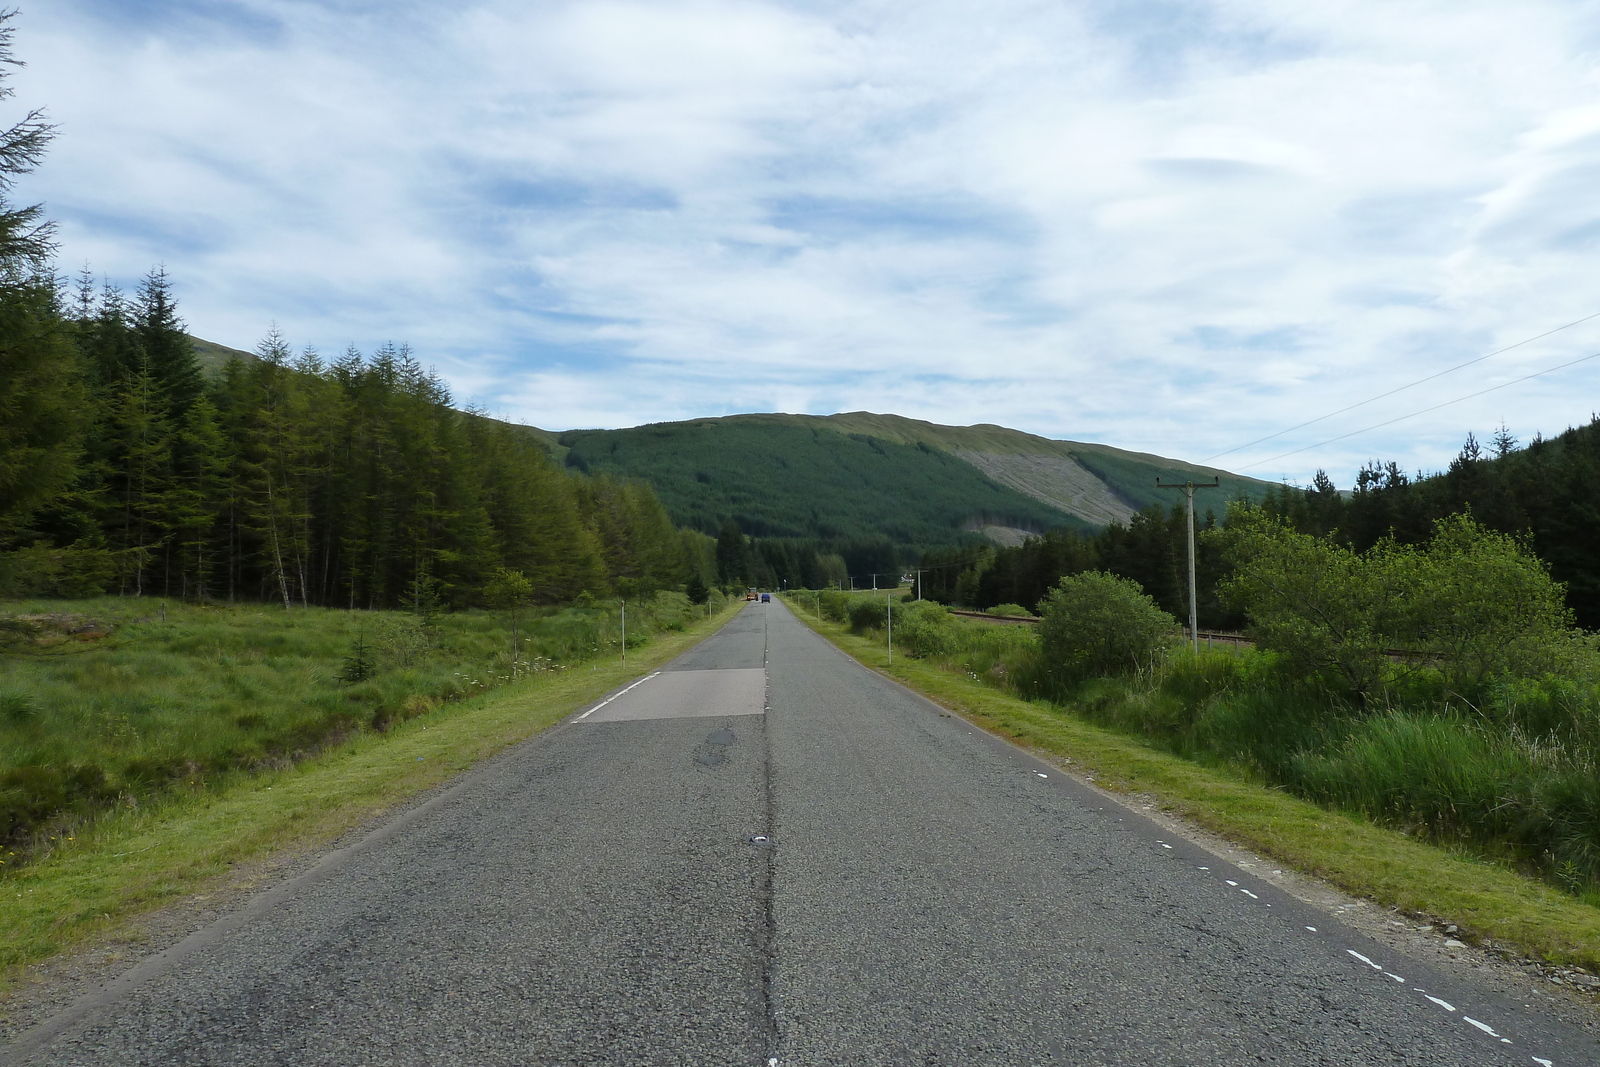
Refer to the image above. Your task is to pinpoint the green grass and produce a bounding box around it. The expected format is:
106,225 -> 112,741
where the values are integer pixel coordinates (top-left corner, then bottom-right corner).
785,593 -> 1600,971
1,592 -> 712,857
0,598 -> 742,988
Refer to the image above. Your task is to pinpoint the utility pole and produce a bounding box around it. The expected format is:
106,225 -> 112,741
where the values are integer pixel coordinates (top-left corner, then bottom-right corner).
1155,478 -> 1220,654
915,568 -> 923,600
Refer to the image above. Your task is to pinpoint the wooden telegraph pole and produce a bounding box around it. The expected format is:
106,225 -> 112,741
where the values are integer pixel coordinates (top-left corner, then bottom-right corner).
1155,478 -> 1220,654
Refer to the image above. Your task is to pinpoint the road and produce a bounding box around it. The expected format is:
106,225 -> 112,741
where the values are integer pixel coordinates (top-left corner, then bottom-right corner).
9,600 -> 1597,1065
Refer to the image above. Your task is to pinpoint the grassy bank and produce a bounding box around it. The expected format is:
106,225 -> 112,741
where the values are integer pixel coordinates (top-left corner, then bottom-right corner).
785,592 -> 1600,971
1,592 -> 721,857
0,597 -> 741,985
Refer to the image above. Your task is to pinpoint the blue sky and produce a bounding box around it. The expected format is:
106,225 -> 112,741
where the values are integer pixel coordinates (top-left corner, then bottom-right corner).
15,0 -> 1600,485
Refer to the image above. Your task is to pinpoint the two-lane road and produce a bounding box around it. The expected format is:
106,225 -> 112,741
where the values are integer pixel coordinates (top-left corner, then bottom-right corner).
11,600 -> 1597,1065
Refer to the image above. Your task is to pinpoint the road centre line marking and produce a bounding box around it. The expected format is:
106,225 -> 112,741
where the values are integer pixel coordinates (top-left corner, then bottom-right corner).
576,672 -> 660,720
1426,994 -> 1455,1011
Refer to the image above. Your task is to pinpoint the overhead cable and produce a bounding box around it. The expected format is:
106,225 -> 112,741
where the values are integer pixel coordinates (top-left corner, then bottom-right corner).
1204,309 -> 1600,463
1234,348 -> 1600,472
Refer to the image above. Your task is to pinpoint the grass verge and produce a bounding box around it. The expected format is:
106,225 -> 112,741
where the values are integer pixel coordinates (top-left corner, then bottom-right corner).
0,600 -> 742,991
788,600 -> 1600,972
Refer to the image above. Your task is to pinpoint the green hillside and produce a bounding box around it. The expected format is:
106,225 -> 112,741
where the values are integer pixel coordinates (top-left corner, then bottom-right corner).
556,412 -> 1272,547
558,419 -> 1086,546
788,412 -> 1270,520
187,334 -> 256,375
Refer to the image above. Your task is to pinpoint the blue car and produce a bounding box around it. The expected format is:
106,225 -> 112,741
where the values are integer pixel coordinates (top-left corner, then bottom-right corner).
760,592 -> 771,603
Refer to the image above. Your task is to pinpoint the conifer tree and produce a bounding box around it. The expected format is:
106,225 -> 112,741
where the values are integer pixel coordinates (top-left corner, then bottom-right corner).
0,275 -> 81,542
0,11 -> 55,271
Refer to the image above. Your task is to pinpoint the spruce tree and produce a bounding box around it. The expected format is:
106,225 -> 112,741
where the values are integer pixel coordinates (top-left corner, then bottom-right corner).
134,267 -> 203,416
0,11 -> 55,271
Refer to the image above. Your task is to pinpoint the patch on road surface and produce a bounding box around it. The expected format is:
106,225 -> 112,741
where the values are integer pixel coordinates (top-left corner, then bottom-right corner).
580,668 -> 766,723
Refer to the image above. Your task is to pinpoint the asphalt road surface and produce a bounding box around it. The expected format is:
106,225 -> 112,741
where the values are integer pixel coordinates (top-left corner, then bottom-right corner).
10,600 -> 1598,1065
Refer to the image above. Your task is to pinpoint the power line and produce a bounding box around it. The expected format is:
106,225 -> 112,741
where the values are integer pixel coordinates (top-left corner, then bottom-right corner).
1235,347 -> 1600,473
1204,310 -> 1600,463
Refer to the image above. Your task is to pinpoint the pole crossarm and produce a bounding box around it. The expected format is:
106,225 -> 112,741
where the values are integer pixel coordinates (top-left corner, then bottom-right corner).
1155,478 -> 1221,654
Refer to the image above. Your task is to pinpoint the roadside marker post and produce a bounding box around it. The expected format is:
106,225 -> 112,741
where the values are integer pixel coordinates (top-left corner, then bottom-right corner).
1156,477 -> 1220,655
887,593 -> 893,664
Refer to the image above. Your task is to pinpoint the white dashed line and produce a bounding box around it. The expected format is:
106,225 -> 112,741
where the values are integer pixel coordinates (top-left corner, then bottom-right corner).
1178,838 -> 1551,1062
575,672 -> 660,720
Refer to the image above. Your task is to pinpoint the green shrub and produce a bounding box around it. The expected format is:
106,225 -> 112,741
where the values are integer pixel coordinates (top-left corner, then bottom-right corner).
986,603 -> 1034,618
818,589 -> 853,622
1037,571 -> 1178,681
849,597 -> 889,632
1221,510 -> 1584,703
891,601 -> 960,658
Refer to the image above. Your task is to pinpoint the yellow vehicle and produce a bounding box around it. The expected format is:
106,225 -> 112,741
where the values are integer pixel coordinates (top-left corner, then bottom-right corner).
745,588 -> 758,601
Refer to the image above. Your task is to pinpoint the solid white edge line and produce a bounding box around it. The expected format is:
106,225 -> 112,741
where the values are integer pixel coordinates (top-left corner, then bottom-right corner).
576,671 -> 661,720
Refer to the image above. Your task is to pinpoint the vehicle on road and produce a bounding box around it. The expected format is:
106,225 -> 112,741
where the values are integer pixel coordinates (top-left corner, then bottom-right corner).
760,592 -> 771,603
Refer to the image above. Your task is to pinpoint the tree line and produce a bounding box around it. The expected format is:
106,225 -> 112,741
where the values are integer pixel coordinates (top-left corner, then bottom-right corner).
0,14 -> 716,610
927,418 -> 1600,631
2,272 -> 712,607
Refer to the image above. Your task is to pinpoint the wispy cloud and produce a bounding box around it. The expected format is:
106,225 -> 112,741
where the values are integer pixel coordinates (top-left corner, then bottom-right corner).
18,0 -> 1600,484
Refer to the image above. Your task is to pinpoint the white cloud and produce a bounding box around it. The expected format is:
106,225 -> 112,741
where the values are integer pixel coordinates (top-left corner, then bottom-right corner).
15,0 -> 1600,486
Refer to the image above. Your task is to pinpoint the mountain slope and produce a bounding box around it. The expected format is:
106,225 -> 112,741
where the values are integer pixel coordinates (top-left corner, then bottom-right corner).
188,335 -> 257,375
555,412 -> 1272,547
559,418 -> 1086,546
785,412 -> 1270,521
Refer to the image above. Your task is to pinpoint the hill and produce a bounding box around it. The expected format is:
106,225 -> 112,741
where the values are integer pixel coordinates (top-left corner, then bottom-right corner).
556,412 -> 1271,548
558,417 -> 1086,547
187,335 -> 257,375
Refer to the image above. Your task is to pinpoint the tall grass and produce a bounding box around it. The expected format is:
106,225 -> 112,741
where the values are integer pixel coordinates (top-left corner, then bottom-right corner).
793,589 -> 1600,900
0,592 -> 701,863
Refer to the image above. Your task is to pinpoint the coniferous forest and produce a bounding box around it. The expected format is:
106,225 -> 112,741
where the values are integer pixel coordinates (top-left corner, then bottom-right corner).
1,274 -> 705,607
936,421 -> 1600,631
0,12 -> 710,609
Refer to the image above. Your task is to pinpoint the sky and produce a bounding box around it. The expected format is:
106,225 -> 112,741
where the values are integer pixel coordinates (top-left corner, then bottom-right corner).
13,0 -> 1600,486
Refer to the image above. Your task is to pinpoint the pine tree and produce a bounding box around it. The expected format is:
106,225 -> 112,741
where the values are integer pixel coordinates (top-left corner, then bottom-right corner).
134,267 -> 203,417
169,396 -> 230,600
0,275 -> 82,543
0,13 -> 77,545
0,12 -> 56,272
104,356 -> 173,595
